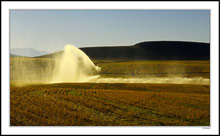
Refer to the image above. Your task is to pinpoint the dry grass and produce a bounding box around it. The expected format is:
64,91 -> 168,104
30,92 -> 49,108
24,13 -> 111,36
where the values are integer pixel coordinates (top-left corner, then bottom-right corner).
94,60 -> 210,78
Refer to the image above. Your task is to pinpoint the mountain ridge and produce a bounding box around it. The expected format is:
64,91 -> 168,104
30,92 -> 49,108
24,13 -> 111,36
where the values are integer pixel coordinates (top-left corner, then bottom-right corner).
10,48 -> 49,57
36,41 -> 210,60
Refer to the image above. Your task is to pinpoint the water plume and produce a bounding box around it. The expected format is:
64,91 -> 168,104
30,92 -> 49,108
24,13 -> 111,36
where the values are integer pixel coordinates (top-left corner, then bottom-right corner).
51,44 -> 101,83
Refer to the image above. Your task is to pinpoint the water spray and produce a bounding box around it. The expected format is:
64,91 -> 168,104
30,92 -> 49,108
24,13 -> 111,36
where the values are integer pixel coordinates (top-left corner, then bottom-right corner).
51,44 -> 101,83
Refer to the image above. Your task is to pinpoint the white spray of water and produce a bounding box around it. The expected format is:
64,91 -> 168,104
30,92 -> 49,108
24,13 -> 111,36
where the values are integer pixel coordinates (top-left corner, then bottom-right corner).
51,44 -> 101,83
95,77 -> 210,85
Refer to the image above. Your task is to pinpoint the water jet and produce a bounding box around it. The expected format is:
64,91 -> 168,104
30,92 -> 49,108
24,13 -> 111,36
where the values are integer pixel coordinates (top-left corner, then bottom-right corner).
51,44 -> 101,83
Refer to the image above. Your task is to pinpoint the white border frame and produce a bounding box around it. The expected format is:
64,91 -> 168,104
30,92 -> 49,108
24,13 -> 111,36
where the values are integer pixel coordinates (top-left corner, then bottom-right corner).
1,1 -> 219,135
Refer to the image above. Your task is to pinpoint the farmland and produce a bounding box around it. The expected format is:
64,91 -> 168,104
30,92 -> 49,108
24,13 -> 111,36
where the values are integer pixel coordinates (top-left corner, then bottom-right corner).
10,57 -> 210,126
10,83 -> 210,126
10,57 -> 210,82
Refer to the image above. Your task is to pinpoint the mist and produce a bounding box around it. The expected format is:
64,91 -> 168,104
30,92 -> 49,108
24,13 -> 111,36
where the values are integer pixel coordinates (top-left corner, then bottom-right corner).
95,77 -> 209,85
10,44 -> 210,85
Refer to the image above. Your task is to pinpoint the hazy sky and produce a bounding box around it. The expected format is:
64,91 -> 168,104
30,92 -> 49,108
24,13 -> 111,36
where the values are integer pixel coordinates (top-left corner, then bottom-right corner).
10,10 -> 210,53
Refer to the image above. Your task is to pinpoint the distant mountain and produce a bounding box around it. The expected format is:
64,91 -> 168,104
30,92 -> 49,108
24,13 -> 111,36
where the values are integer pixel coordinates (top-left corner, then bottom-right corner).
10,54 -> 19,57
10,48 -> 49,57
10,53 -> 31,58
37,41 -> 210,60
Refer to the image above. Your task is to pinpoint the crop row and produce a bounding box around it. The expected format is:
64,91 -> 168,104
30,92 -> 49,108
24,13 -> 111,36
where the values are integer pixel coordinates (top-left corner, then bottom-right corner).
10,84 -> 210,126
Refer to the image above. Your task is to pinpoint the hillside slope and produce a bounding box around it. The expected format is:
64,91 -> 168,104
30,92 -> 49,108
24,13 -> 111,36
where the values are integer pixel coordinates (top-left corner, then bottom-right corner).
37,41 -> 210,60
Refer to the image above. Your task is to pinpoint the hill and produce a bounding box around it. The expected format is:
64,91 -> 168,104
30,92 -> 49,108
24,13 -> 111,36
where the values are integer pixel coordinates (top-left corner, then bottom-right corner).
10,48 -> 49,57
10,54 -> 20,57
37,41 -> 210,60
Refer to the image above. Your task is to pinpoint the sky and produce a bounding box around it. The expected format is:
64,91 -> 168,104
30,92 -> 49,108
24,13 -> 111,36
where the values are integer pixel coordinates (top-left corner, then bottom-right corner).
10,10 -> 210,53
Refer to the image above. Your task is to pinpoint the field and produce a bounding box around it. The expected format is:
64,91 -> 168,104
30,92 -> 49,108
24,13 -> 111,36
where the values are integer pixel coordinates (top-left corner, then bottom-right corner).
10,83 -> 210,126
10,57 -> 210,126
10,57 -> 210,82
